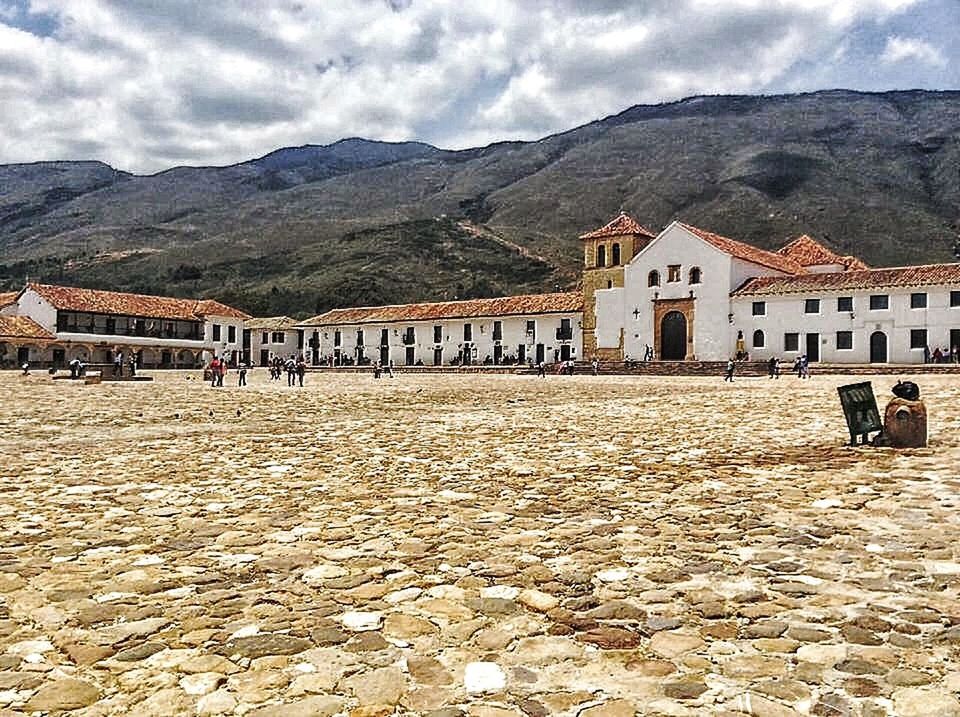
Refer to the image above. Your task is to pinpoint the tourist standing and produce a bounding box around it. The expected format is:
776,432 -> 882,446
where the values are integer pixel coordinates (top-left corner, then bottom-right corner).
591,357 -> 599,376
537,361 -> 546,378
800,355 -> 810,379
218,357 -> 227,387
114,351 -> 123,377
387,360 -> 395,378
238,363 -> 248,387
767,356 -> 776,378
128,353 -> 137,377
285,357 -> 296,386
724,358 -> 735,382
296,357 -> 306,387
373,361 -> 382,379
210,356 -> 220,387
773,357 -> 781,379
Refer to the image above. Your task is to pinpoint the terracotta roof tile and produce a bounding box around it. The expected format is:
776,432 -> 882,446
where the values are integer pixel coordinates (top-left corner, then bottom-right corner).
732,263 -> 960,296
0,316 -> 54,341
0,291 -> 18,309
778,235 -> 869,270
678,223 -> 805,275
27,283 -> 249,321
579,212 -> 656,240
193,299 -> 251,320
303,292 -> 583,326
244,316 -> 299,330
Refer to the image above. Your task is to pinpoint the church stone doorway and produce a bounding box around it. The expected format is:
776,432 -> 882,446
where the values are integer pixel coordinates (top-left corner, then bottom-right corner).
660,312 -> 687,360
654,298 -> 694,361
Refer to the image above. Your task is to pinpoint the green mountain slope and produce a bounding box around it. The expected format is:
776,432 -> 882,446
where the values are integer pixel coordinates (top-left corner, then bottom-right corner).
0,89 -> 957,316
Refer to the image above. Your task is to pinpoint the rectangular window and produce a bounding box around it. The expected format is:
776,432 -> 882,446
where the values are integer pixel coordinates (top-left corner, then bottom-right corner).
836,331 -> 853,350
910,329 -> 927,349
334,330 -> 342,347
910,292 -> 927,309
493,321 -> 503,341
910,329 -> 927,350
433,325 -> 442,343
752,301 -> 766,316
404,327 -> 415,345
525,320 -> 536,335
271,332 -> 285,344
228,325 -> 236,343
667,264 -> 681,282
869,294 -> 889,310
837,296 -> 853,312
463,323 -> 472,342
356,329 -> 364,346
212,324 -> 221,341
804,298 -> 821,314
951,291 -> 960,307
262,331 -> 269,345
784,332 -> 799,352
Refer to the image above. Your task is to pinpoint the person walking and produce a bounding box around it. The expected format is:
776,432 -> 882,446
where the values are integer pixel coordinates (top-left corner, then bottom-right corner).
373,361 -> 382,379
387,360 -> 395,378
724,358 -> 735,382
591,357 -> 599,376
285,357 -> 296,386
217,357 -> 227,387
113,351 -> 123,377
238,363 -> 248,387
128,353 -> 137,377
536,360 -> 546,378
773,357 -> 781,379
296,357 -> 306,387
800,354 -> 810,379
210,356 -> 220,387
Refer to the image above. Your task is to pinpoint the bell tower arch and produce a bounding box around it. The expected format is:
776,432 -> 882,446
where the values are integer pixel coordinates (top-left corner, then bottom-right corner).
579,212 -> 655,360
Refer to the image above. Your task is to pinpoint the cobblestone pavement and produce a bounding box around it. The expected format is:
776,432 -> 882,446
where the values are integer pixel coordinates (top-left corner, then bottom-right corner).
1,370 -> 959,716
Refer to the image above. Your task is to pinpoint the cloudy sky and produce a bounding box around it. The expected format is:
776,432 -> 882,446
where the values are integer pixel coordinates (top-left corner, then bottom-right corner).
0,0 -> 956,173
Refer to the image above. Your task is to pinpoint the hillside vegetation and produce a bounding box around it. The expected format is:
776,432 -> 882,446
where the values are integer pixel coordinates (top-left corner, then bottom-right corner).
1,90 -> 957,316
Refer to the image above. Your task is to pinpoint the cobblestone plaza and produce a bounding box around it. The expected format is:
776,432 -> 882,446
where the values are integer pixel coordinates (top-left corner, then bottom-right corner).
1,371 -> 959,715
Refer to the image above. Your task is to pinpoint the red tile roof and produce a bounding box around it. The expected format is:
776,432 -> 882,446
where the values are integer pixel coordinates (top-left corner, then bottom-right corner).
0,291 -> 18,309
778,235 -> 869,270
733,263 -> 960,296
244,316 -> 299,330
0,316 -> 54,341
678,223 -> 805,275
26,283 -> 250,321
579,212 -> 656,240
303,292 -> 583,326
193,299 -> 251,320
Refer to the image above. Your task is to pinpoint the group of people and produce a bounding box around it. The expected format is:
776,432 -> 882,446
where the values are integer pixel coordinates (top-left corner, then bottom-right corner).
725,354 -> 810,382
924,345 -> 960,363
265,355 -> 308,386
372,360 -> 395,378
111,351 -> 137,377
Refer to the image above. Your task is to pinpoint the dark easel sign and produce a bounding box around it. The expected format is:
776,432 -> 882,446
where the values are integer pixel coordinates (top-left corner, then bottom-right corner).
837,381 -> 883,446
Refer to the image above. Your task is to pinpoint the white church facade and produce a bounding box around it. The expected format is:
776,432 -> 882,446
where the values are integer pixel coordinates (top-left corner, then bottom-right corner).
587,215 -> 960,364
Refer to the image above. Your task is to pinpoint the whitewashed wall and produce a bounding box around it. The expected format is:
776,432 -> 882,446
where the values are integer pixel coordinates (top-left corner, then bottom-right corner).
313,312 -> 582,365
620,224 -> 735,361
733,287 -> 960,364
249,329 -> 302,365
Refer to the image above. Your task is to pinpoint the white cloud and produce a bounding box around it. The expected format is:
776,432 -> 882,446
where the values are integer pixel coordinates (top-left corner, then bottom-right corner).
0,0 -> 943,172
881,35 -> 947,67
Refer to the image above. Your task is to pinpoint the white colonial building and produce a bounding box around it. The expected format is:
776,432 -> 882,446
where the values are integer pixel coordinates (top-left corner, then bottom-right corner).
0,283 -> 250,369
244,316 -> 304,366
300,293 -> 583,367
588,216 -> 960,364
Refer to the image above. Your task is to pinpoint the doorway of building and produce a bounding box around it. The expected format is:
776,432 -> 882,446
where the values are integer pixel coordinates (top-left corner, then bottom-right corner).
260,349 -> 270,366
805,333 -> 820,362
560,344 -> 571,361
493,344 -> 502,364
405,346 -> 415,365
380,346 -> 389,365
535,343 -> 544,364
517,345 -> 526,364
660,311 -> 687,360
870,331 -> 887,363
52,349 -> 65,368
433,347 -> 443,366
950,329 -> 960,357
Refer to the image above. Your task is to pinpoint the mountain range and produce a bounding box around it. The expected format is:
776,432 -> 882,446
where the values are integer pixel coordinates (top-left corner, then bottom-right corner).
0,89 -> 958,317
